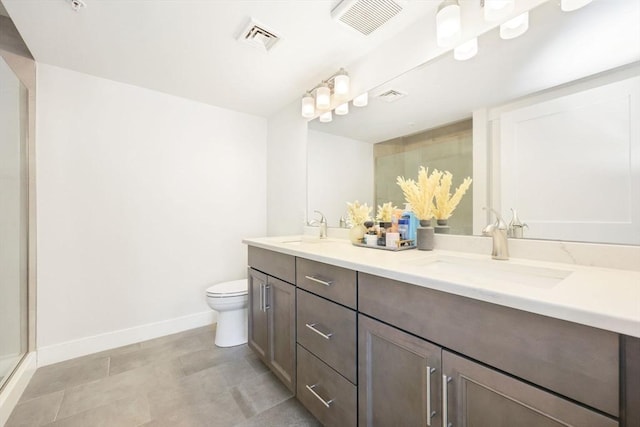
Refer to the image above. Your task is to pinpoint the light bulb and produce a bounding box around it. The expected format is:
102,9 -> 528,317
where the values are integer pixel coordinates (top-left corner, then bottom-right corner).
484,0 -> 515,22
561,0 -> 593,12
319,111 -> 332,123
353,92 -> 368,107
454,37 -> 478,61
334,69 -> 350,97
301,92 -> 315,118
316,83 -> 331,110
436,0 -> 461,47
335,102 -> 349,115
500,11 -> 529,40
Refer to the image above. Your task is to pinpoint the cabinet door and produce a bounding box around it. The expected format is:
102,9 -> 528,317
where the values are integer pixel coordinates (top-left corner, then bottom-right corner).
268,276 -> 296,393
442,350 -> 618,427
358,315 -> 442,427
248,268 -> 268,361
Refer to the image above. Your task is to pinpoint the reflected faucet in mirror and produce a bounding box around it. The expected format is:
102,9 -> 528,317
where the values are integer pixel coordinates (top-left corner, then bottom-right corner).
483,207 -> 509,260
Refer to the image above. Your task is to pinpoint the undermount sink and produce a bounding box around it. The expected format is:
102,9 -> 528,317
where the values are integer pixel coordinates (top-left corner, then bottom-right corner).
404,255 -> 573,289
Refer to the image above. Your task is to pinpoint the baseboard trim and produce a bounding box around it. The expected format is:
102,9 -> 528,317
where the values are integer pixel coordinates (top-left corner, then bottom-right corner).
0,352 -> 37,426
37,310 -> 216,367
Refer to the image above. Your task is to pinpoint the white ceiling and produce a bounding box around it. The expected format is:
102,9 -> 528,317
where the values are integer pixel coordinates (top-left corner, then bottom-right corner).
2,0 -> 440,117
310,0 -> 640,143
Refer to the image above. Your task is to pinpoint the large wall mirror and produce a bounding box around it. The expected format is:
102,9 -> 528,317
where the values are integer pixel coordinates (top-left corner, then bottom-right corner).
307,0 -> 640,245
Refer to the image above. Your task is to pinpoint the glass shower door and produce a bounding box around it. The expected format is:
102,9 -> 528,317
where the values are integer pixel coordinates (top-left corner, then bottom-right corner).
0,56 -> 29,390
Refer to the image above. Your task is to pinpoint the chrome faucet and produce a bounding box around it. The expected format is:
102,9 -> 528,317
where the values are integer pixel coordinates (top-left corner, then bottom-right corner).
482,208 -> 509,260
314,210 -> 328,239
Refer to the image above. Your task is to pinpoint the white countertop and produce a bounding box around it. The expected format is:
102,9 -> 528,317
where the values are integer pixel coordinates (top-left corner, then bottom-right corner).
243,235 -> 640,338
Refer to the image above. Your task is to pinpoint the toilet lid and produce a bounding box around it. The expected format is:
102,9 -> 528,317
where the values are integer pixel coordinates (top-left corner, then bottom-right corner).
206,279 -> 248,297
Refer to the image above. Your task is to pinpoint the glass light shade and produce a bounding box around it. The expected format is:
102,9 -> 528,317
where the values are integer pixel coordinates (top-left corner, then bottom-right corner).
436,0 -> 461,47
353,92 -> 368,107
335,102 -> 349,115
316,84 -> 331,110
484,0 -> 515,22
319,111 -> 332,123
334,71 -> 350,96
561,0 -> 593,12
301,93 -> 315,118
454,37 -> 478,61
500,12 -> 529,40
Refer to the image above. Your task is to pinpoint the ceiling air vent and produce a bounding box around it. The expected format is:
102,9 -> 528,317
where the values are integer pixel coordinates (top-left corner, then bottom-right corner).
375,89 -> 407,102
238,19 -> 281,52
331,0 -> 403,35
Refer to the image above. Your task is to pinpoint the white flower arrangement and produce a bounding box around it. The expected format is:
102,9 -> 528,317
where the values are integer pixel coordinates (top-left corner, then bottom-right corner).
376,202 -> 398,222
346,201 -> 372,228
396,167 -> 442,221
434,172 -> 472,220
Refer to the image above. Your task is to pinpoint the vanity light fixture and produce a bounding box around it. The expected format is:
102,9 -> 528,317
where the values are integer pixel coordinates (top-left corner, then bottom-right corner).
353,92 -> 369,107
300,68 -> 362,120
436,0 -> 461,47
483,0 -> 514,22
319,111 -> 333,123
335,102 -> 349,115
500,11 -> 529,40
560,0 -> 593,12
454,37 -> 478,61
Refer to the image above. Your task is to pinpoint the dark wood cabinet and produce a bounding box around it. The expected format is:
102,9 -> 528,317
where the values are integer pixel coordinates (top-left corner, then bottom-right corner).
358,314 -> 442,427
442,350 -> 618,427
247,261 -> 296,393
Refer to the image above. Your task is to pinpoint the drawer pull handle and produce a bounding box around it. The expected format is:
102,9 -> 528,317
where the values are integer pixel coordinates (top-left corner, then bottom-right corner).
306,384 -> 334,408
305,323 -> 333,340
426,366 -> 435,426
304,275 -> 333,286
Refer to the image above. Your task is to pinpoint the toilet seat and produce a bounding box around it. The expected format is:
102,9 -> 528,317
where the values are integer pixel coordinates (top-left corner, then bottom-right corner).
206,279 -> 247,298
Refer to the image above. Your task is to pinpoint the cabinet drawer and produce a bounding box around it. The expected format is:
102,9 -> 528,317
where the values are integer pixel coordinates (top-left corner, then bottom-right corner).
297,289 -> 357,383
248,246 -> 295,284
296,258 -> 357,308
358,272 -> 620,417
297,345 -> 357,427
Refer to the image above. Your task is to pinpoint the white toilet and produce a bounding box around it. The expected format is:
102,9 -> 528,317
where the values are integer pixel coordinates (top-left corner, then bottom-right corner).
206,279 -> 248,347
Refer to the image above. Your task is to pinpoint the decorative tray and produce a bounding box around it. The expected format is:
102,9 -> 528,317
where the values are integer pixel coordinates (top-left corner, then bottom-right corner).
352,240 -> 416,252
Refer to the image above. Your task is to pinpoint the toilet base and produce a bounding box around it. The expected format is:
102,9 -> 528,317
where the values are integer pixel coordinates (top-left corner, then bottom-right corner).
214,307 -> 248,347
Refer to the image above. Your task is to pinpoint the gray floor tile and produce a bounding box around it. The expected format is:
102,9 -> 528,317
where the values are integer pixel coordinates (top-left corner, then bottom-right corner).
56,358 -> 183,419
20,356 -> 110,401
139,325 -> 214,350
179,343 -> 251,376
230,371 -> 293,417
5,390 -> 64,427
49,394 -> 151,427
142,391 -> 246,427
109,332 -> 211,376
235,397 -> 321,427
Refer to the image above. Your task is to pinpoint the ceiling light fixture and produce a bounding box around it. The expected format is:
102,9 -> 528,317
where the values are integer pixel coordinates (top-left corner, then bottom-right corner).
454,37 -> 478,61
300,68 -> 363,120
483,0 -> 514,21
560,0 -> 593,12
436,0 -> 461,47
500,11 -> 529,40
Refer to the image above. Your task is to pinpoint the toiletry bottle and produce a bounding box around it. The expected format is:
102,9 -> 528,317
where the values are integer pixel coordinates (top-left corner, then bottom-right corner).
398,218 -> 409,241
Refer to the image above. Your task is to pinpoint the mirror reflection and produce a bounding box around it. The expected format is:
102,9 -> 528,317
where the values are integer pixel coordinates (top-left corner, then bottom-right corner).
307,0 -> 640,245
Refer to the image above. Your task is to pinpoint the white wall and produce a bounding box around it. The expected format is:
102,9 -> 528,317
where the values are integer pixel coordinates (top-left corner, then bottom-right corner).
266,101 -> 307,236
307,130 -> 373,227
36,64 -> 267,364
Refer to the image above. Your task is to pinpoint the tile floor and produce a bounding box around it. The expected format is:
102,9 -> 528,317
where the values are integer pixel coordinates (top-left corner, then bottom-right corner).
6,325 -> 320,427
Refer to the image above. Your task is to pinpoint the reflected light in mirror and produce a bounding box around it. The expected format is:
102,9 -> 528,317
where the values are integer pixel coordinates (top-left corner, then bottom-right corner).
436,0 -> 461,47
484,0 -> 515,22
454,37 -> 478,61
561,0 -> 593,12
319,110 -> 332,122
336,102 -> 349,115
353,92 -> 368,107
301,92 -> 315,118
334,69 -> 350,96
500,11 -> 529,40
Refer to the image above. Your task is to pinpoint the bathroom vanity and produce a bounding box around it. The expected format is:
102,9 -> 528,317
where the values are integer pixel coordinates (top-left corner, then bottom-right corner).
244,237 -> 640,427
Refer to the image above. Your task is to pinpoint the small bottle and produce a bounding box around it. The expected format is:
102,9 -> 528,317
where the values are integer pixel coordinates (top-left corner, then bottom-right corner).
398,219 -> 409,241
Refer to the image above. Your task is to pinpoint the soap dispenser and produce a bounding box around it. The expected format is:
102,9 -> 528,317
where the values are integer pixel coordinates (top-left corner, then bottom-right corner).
508,208 -> 528,239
